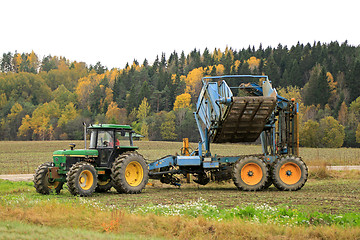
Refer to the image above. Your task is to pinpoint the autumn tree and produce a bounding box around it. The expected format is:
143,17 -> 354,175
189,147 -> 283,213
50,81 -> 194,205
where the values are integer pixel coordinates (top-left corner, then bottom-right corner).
300,120 -> 319,147
161,111 -> 177,140
173,93 -> 191,111
106,102 -> 127,124
318,116 -> 345,148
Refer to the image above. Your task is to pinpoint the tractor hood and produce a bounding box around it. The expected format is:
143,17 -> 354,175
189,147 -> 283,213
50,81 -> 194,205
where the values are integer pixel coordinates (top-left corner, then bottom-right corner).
53,149 -> 98,157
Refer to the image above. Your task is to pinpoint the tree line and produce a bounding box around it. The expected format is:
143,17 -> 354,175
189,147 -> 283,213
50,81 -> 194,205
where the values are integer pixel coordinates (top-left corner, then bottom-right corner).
1,41 -> 360,147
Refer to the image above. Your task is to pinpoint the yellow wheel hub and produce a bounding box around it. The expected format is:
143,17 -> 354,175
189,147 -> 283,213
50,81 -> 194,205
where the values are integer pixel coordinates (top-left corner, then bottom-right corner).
125,161 -> 143,187
241,163 -> 263,185
46,172 -> 59,189
279,162 -> 301,185
78,170 -> 94,190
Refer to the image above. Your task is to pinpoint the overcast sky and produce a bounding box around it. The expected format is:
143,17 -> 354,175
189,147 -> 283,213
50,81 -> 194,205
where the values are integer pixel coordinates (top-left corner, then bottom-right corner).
1,0 -> 359,69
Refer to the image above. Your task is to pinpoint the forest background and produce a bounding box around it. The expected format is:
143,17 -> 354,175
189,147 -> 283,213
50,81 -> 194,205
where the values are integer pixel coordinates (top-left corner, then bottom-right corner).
1,41 -> 360,148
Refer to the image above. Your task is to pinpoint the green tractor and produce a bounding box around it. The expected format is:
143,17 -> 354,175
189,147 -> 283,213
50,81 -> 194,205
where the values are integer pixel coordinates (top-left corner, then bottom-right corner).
33,124 -> 149,196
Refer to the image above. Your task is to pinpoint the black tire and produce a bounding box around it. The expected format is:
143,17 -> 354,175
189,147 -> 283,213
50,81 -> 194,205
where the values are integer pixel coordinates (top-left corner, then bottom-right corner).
272,156 -> 308,191
261,164 -> 273,190
33,162 -> 63,194
95,176 -> 113,193
193,172 -> 210,185
232,156 -> 269,191
67,162 -> 98,197
111,152 -> 149,194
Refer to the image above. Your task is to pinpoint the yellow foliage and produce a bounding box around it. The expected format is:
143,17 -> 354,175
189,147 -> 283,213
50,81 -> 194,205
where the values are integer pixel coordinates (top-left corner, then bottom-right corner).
75,73 -> 103,107
246,57 -> 260,71
215,64 -> 225,76
7,103 -> 23,121
27,50 -> 39,70
173,93 -> 192,111
326,72 -> 337,94
212,48 -> 222,62
233,60 -> 241,73
13,53 -> 22,71
106,102 -> 127,123
18,101 -> 60,140
0,93 -> 7,109
58,102 -> 78,127
108,69 -> 120,88
105,87 -> 113,104
137,98 -> 151,122
185,67 -> 204,97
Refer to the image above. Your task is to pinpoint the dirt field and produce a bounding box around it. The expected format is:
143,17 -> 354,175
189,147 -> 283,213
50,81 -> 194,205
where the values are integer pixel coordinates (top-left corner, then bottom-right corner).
1,140 -> 360,174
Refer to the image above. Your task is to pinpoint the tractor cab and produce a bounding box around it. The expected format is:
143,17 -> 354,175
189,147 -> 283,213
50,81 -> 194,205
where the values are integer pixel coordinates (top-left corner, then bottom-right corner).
87,124 -> 138,168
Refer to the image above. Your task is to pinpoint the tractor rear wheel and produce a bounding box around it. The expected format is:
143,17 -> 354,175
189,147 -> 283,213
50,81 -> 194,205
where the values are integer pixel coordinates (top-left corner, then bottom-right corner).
232,156 -> 268,191
34,162 -> 63,194
67,162 -> 98,197
111,152 -> 149,194
272,156 -> 308,191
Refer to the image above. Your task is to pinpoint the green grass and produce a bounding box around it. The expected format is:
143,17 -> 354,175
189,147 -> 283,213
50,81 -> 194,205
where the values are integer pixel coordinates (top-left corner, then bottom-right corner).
1,179 -> 360,239
0,220 -> 162,240
1,140 -> 360,174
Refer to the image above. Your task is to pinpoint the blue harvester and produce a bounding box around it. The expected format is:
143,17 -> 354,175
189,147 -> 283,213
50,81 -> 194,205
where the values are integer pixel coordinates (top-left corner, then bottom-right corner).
149,75 -> 308,191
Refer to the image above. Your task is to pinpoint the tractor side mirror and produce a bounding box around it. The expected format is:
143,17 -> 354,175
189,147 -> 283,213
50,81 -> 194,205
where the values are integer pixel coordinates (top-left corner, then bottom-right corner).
121,130 -> 125,137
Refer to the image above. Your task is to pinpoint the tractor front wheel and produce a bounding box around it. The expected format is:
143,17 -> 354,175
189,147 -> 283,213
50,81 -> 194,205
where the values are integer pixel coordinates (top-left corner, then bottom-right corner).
232,156 -> 268,191
111,152 -> 149,194
67,162 -> 98,197
34,162 -> 63,194
272,156 -> 308,191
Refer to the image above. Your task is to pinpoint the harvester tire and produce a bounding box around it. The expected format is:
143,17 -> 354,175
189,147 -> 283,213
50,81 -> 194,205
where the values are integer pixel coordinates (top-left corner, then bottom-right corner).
111,152 -> 149,194
232,156 -> 269,191
34,162 -> 63,194
193,172 -> 210,185
261,165 -> 273,190
95,177 -> 113,193
272,156 -> 308,191
67,162 -> 98,197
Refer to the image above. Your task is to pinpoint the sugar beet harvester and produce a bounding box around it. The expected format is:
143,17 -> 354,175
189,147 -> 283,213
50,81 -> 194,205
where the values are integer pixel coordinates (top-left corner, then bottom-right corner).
149,75 -> 308,191
34,75 -> 307,197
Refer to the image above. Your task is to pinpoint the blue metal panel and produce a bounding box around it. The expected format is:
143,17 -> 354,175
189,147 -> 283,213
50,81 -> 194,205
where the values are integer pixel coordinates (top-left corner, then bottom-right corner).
203,161 -> 219,168
217,156 -> 240,163
176,156 -> 201,166
148,156 -> 175,170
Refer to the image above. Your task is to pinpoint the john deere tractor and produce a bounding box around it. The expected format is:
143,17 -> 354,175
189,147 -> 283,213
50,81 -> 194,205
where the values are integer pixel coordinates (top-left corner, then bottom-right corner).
33,124 -> 148,196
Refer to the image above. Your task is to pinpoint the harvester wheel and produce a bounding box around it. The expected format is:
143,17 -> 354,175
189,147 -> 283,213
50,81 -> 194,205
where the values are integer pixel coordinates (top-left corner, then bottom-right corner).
272,156 -> 308,191
193,172 -> 210,185
95,177 -> 113,193
261,165 -> 273,190
33,162 -> 63,194
111,152 -> 149,194
67,162 -> 98,197
232,156 -> 268,191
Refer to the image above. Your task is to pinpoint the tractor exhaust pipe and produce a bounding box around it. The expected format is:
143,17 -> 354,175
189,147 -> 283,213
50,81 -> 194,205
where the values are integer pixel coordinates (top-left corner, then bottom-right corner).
83,122 -> 87,149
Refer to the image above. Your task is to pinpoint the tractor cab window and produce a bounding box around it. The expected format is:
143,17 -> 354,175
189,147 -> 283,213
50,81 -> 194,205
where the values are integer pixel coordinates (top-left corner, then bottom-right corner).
97,131 -> 114,148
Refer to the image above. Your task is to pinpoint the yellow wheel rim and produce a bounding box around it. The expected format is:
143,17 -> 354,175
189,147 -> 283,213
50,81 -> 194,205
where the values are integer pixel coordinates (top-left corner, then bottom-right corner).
125,161 -> 144,187
279,162 -> 301,185
78,170 -> 94,190
241,163 -> 263,185
46,172 -> 59,189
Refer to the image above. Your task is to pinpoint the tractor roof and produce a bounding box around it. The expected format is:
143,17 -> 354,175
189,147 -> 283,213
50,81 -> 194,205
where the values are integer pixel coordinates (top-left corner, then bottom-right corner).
88,124 -> 132,130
